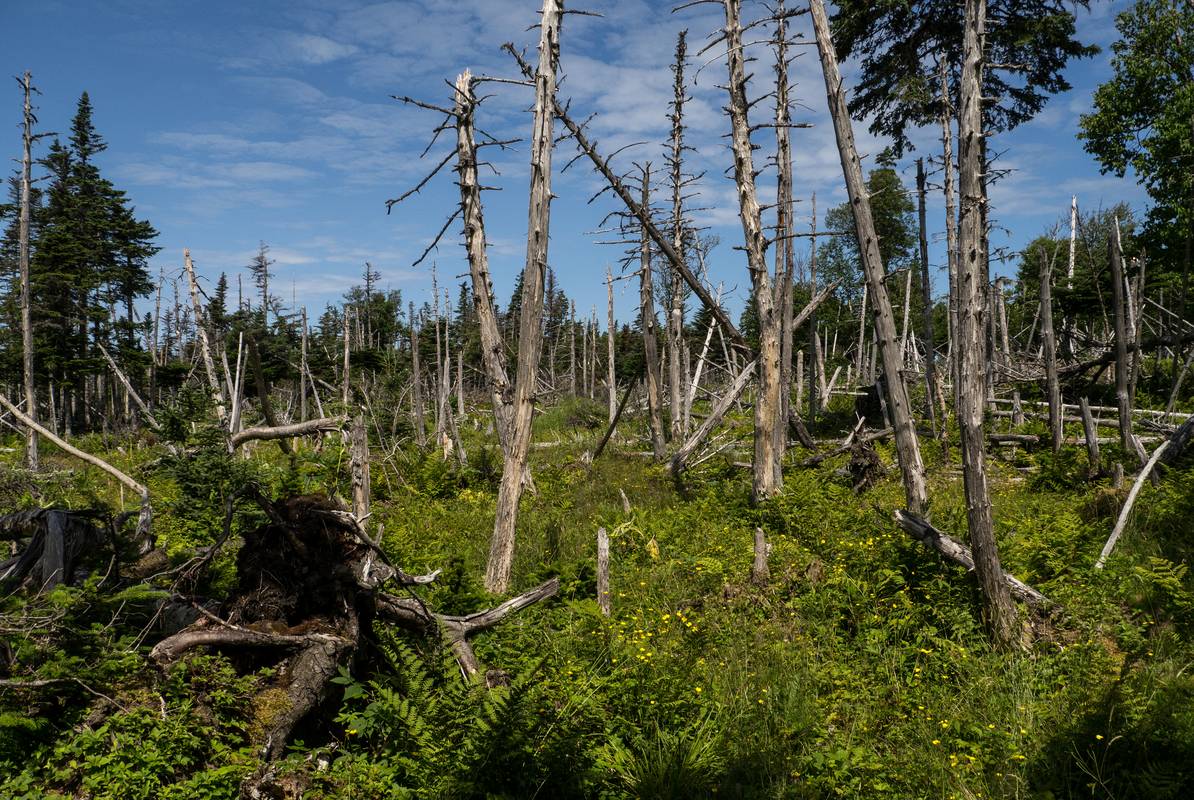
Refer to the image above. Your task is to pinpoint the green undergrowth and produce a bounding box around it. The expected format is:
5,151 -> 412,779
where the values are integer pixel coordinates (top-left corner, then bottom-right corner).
1,400 -> 1193,798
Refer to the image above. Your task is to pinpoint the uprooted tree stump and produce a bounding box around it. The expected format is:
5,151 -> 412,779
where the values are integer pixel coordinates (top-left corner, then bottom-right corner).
148,494 -> 558,794
0,509 -> 109,592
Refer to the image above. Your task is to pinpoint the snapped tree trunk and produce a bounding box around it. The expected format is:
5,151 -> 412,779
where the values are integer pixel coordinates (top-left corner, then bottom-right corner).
486,0 -> 562,594
183,249 -> 227,425
455,70 -> 515,454
811,0 -> 927,516
1110,226 -> 1145,466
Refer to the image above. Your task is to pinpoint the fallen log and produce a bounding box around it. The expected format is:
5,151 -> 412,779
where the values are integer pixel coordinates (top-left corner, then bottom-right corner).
229,416 -> 346,449
894,510 -> 1051,608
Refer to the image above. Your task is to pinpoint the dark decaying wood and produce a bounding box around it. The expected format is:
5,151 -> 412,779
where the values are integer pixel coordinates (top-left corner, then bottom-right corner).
149,494 -> 559,788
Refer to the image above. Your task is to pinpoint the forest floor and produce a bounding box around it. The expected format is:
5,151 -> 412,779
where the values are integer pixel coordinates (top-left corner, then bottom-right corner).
1,396 -> 1193,799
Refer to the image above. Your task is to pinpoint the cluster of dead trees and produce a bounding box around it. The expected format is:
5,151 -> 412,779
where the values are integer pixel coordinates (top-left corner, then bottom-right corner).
4,0 -> 1191,660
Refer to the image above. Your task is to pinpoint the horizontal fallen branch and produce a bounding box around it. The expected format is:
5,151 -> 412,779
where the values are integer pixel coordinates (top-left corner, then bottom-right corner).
229,416 -> 346,449
894,511 -> 1051,608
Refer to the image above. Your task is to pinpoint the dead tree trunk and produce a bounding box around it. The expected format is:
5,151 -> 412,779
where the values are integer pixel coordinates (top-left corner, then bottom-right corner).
1080,397 -> 1100,476
774,4 -> 797,469
1040,250 -> 1063,453
955,0 -> 1017,648
183,249 -> 227,425
486,0 -> 562,594
409,304 -> 426,447
916,159 -> 939,431
638,166 -> 668,460
18,73 -> 38,471
455,70 -> 515,453
940,61 -> 961,409
607,268 -> 617,424
1110,226 -> 1145,466
596,526 -> 610,616
722,0 -> 784,502
811,0 -> 928,516
667,31 -> 688,441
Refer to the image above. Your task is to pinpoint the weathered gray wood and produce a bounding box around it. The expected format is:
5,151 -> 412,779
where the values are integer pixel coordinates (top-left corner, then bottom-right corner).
230,417 -> 346,449
811,0 -> 928,516
668,31 -> 688,441
607,269 -> 617,424
916,159 -> 939,431
1040,249 -> 1063,453
183,249 -> 226,425
18,73 -> 38,470
410,303 -> 426,448
597,526 -> 610,616
722,0 -> 783,501
1096,437 -> 1171,569
955,0 -> 1017,647
350,414 -> 370,522
670,360 -> 757,477
1080,397 -> 1101,475
751,527 -> 770,587
1110,226 -> 1146,467
939,60 -> 961,407
455,71 -> 515,454
486,1 -> 563,594
638,166 -> 667,461
895,511 -> 1051,608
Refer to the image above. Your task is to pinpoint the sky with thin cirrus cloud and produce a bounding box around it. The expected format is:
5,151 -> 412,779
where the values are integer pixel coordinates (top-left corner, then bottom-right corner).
5,0 -> 1143,328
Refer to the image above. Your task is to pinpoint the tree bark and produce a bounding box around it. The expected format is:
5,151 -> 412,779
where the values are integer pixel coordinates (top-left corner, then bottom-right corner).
1040,250 -> 1063,453
486,0 -> 562,594
722,0 -> 783,502
940,61 -> 961,409
455,71 -> 515,454
955,0 -> 1017,648
409,303 -> 426,447
183,249 -> 226,425
607,269 -> 617,424
1110,225 -> 1145,466
638,166 -> 667,460
916,159 -> 939,431
596,526 -> 610,616
811,0 -> 928,516
18,73 -> 38,470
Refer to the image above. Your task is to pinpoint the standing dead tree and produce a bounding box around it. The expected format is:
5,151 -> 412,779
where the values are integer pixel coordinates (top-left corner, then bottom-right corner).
665,31 -> 691,441
1040,249 -> 1063,452
635,165 -> 668,459
719,0 -> 785,501
810,0 -> 928,516
1110,224 -> 1147,467
485,0 -> 564,593
953,0 -> 1017,648
183,249 -> 227,426
17,72 -> 41,470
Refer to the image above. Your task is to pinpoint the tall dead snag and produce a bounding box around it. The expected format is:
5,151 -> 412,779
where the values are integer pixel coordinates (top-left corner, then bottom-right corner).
810,0 -> 928,516
607,268 -> 617,424
954,0 -> 1017,647
666,31 -> 689,441
916,159 -> 939,432
18,73 -> 38,470
486,0 -> 563,594
409,303 -> 426,448
183,249 -> 227,425
1110,226 -> 1146,466
939,60 -> 961,407
721,0 -> 784,501
1040,250 -> 1063,453
637,166 -> 667,460
454,70 -> 515,453
773,1 -> 798,464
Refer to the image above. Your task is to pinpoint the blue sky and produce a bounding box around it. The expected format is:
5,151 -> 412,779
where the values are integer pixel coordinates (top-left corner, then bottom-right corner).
5,0 -> 1143,328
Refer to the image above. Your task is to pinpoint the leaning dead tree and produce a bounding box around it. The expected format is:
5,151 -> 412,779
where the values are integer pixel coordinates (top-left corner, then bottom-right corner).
810,0 -> 928,516
953,0 -> 1017,648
